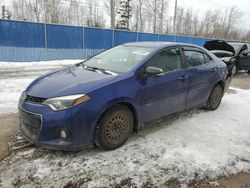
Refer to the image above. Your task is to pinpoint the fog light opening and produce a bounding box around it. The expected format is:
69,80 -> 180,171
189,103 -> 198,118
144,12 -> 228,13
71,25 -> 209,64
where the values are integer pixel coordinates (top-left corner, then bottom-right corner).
60,129 -> 68,139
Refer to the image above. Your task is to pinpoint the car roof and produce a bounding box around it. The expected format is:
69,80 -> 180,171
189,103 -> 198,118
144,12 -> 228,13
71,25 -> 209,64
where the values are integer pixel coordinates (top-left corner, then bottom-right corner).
123,41 -> 200,49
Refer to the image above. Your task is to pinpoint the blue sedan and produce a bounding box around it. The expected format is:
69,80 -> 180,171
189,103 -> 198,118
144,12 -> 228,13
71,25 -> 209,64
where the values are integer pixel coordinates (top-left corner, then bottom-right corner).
18,42 -> 228,150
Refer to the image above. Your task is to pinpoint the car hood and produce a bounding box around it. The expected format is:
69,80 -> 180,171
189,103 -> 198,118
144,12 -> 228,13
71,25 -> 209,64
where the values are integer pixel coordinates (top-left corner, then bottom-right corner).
26,65 -> 119,98
204,40 -> 235,55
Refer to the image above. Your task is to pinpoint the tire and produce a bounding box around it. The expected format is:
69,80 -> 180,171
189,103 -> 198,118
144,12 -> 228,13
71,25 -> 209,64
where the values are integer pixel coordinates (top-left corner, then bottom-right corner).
205,84 -> 223,111
94,105 -> 134,150
231,65 -> 237,77
247,70 -> 250,74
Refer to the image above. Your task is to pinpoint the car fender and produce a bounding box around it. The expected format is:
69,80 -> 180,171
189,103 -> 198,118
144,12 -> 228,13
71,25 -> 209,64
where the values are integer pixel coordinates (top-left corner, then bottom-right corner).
90,97 -> 142,136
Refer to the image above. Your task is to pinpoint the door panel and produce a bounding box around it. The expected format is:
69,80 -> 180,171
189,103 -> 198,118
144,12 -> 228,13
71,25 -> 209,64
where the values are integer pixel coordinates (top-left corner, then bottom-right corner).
185,64 -> 216,109
140,70 -> 188,122
138,47 -> 188,122
182,47 -> 216,109
239,53 -> 250,71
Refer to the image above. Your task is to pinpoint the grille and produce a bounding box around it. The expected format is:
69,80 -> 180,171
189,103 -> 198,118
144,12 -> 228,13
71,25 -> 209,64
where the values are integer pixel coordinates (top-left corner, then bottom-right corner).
19,108 -> 42,142
25,95 -> 47,104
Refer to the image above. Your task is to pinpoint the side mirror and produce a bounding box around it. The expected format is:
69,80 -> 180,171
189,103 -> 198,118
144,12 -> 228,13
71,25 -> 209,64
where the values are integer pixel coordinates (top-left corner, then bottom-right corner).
239,44 -> 248,55
241,44 -> 248,52
144,67 -> 164,78
241,50 -> 249,56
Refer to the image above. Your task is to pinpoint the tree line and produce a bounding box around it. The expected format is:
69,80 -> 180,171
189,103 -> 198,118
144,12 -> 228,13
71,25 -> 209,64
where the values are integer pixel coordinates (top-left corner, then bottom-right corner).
1,0 -> 250,41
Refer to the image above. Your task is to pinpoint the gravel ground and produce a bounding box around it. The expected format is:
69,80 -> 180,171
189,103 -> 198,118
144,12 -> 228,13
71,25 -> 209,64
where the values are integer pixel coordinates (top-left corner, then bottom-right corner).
0,113 -> 18,160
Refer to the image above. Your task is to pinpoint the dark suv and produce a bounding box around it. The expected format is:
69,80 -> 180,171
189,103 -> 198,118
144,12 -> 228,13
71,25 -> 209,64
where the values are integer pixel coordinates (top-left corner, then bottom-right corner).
204,40 -> 250,75
228,42 -> 250,74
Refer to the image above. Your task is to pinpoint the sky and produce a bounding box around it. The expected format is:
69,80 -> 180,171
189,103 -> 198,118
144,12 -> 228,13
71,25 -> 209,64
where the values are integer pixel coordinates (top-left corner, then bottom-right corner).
1,0 -> 250,31
168,0 -> 250,31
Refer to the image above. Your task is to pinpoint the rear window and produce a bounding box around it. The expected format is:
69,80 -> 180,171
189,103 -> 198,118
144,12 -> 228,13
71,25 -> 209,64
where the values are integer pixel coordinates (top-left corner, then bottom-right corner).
183,47 -> 212,67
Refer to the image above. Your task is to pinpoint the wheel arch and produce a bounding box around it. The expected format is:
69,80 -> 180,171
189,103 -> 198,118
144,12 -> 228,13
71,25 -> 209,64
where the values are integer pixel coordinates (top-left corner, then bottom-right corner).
95,99 -> 140,133
216,80 -> 225,92
206,79 -> 225,104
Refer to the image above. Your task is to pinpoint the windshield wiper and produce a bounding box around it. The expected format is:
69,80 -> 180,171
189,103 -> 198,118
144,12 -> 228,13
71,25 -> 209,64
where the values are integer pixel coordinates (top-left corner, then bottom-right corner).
75,60 -> 86,66
83,66 -> 117,75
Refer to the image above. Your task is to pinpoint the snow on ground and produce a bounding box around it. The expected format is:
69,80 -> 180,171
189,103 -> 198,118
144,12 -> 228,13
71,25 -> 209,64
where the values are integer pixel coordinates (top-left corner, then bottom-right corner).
0,60 -> 81,115
0,60 -> 81,69
0,86 -> 250,187
0,78 -> 34,115
1,60 -> 250,187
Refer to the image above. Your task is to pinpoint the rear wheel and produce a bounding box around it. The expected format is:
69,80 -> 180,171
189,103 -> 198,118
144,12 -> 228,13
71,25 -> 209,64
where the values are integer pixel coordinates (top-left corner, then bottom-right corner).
231,65 -> 237,77
246,70 -> 250,74
205,84 -> 223,111
94,105 -> 134,150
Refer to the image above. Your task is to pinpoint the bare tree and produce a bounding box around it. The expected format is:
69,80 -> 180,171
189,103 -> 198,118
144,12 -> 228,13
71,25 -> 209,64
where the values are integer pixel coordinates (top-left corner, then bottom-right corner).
132,0 -> 168,33
138,0 -> 145,32
243,31 -> 250,41
86,0 -> 105,27
175,7 -> 184,35
169,5 -> 244,40
157,0 -> 168,33
130,0 -> 145,32
46,0 -> 62,23
30,0 -> 43,22
145,0 -> 159,33
12,0 -> 61,23
7,0 -> 249,41
224,6 -> 242,39
12,0 -> 28,21
103,0 -> 120,28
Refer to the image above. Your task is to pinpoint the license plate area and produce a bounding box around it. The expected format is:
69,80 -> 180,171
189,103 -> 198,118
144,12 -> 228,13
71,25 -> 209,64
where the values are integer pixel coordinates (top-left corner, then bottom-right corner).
19,108 -> 42,142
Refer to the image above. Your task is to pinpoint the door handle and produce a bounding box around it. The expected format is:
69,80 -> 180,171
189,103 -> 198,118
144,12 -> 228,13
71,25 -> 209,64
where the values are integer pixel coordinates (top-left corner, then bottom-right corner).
178,75 -> 188,80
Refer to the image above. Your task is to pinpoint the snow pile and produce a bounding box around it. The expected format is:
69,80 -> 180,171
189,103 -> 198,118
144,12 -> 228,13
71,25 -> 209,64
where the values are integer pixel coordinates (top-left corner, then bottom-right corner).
0,78 -> 34,115
0,88 -> 250,187
0,60 -> 81,69
0,60 -> 80,115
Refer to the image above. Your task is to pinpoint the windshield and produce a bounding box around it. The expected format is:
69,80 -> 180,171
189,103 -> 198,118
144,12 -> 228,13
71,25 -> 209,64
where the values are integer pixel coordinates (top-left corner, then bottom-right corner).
83,45 -> 154,73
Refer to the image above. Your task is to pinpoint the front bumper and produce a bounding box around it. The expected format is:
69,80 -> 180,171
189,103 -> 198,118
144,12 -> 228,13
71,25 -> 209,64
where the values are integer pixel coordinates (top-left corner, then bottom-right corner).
18,100 -> 97,150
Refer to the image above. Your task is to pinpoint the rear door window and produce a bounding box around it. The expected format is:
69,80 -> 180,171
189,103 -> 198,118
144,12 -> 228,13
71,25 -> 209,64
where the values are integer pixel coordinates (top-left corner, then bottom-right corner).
183,48 -> 210,67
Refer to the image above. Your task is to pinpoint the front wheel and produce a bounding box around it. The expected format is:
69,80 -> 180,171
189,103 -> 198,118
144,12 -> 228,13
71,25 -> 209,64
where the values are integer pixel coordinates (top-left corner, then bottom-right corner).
94,105 -> 134,150
205,85 -> 223,111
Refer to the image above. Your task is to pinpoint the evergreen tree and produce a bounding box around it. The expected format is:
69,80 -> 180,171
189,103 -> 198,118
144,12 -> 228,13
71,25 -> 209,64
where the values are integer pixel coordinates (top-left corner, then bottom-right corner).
1,5 -> 6,19
116,0 -> 132,30
1,5 -> 11,19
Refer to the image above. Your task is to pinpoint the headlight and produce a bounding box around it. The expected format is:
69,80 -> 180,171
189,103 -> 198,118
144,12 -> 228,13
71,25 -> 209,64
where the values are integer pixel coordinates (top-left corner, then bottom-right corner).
19,91 -> 26,104
43,94 -> 90,111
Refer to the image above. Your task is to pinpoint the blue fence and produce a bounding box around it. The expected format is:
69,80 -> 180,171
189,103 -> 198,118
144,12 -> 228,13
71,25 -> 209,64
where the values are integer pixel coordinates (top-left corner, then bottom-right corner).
0,19 -> 214,62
